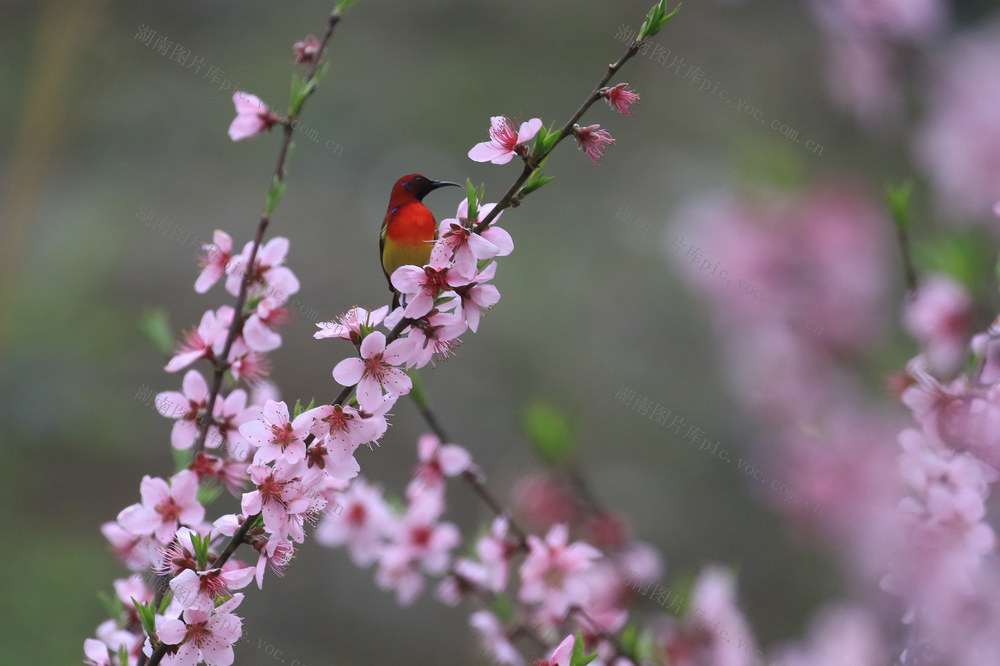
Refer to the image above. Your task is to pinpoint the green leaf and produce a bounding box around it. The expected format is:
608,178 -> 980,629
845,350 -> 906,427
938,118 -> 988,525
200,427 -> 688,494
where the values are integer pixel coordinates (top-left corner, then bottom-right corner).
290,74 -> 306,110
465,179 -> 481,227
266,175 -> 287,216
522,400 -> 574,464
638,1 -> 682,40
117,645 -> 130,664
190,532 -> 212,570
886,180 -> 914,232
569,632 -> 599,666
293,398 -> 316,418
139,308 -> 174,354
335,0 -> 359,13
520,167 -> 554,198
132,597 -> 156,636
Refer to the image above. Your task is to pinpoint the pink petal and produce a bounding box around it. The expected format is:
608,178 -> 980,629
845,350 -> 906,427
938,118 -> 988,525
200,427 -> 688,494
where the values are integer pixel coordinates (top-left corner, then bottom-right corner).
228,115 -> 265,141
516,118 -> 543,144
243,315 -> 282,352
259,236 -> 290,266
438,444 -> 472,476
157,618 -> 188,645
360,331 -> 387,359
468,142 -> 514,164
182,370 -> 209,401
355,375 -> 383,413
333,357 -> 366,387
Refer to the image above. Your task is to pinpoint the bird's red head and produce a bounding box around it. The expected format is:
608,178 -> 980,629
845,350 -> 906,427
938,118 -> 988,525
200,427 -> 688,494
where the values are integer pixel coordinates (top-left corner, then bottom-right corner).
391,173 -> 460,202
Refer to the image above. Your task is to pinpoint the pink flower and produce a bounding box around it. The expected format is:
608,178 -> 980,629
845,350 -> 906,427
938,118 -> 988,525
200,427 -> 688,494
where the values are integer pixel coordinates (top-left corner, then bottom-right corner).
155,370 -> 212,451
316,479 -> 395,566
904,274 -> 972,376
102,521 -> 159,571
391,259 -> 458,319
603,83 -> 640,117
117,470 -> 205,545
400,309 -> 468,369
165,307 -> 234,373
253,537 -> 295,588
572,124 -> 615,164
476,516 -> 516,593
210,389 -> 254,455
518,523 -> 601,618
433,199 -> 514,279
407,433 -> 472,495
468,116 -> 543,165
376,487 -> 460,604
242,461 -> 319,542
224,236 -> 299,300
228,92 -> 279,141
152,593 -> 244,665
170,566 -> 255,612
238,400 -> 312,466
450,261 -> 501,333
293,34 -> 321,65
383,488 -> 460,576
469,611 -> 524,666
195,230 -> 233,294
536,634 -> 575,666
914,22 -> 1000,222
332,331 -> 413,412
314,305 -> 389,343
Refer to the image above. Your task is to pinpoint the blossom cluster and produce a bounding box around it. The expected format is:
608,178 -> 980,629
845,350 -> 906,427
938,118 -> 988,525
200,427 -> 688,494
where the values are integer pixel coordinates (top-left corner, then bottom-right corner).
87,6 -> 698,663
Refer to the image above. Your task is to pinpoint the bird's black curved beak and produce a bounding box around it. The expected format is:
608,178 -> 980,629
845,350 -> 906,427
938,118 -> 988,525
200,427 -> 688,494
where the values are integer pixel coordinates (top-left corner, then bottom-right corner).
428,180 -> 461,192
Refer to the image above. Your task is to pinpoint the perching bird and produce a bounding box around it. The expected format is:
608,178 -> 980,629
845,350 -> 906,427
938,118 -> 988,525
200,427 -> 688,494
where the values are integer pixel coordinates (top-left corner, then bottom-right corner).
380,173 -> 459,310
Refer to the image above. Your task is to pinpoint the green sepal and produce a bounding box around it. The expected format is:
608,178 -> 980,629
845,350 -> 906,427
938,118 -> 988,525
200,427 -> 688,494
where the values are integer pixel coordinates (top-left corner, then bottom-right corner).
132,597 -> 157,636
139,308 -> 174,354
117,644 -> 130,664
885,180 -> 914,232
570,632 -> 598,666
638,1 -> 682,40
266,174 -> 287,216
522,400 -> 574,464
293,398 -> 316,418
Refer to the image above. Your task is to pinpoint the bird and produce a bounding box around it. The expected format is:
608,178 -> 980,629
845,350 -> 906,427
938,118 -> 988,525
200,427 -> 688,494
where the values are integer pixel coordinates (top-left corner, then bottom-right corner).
380,173 -> 460,310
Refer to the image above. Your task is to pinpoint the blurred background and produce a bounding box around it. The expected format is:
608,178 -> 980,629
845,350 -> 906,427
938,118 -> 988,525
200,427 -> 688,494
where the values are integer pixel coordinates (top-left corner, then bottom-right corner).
3,0 -> 1000,663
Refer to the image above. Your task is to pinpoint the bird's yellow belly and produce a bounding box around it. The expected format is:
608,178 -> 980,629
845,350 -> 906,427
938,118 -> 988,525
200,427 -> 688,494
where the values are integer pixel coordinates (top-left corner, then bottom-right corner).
383,239 -> 433,277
